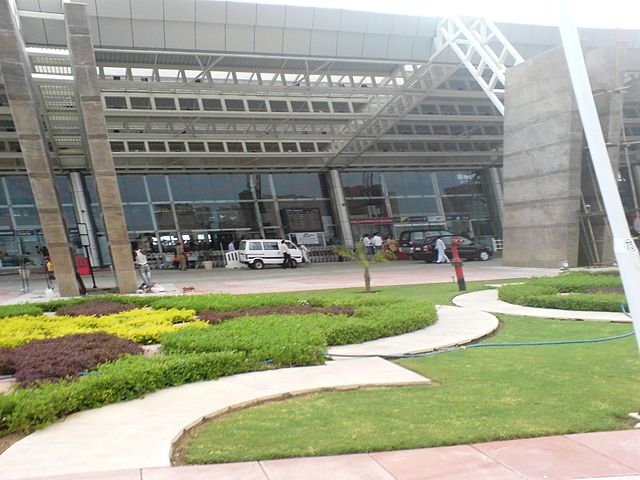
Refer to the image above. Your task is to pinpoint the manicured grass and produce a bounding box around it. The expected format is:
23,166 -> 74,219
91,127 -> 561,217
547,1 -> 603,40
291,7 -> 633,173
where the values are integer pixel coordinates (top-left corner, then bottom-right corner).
180,315 -> 639,464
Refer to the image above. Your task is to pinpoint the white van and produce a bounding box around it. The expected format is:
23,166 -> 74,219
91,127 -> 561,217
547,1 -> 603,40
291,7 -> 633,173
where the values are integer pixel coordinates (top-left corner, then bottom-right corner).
238,239 -> 303,270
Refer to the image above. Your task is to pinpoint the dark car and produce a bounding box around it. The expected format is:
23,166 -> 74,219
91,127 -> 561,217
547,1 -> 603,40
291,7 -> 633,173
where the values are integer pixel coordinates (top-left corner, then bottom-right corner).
413,235 -> 492,262
398,228 -> 454,257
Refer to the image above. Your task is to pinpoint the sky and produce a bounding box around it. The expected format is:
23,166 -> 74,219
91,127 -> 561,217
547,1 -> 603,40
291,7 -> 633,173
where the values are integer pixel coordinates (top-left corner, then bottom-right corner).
234,0 -> 639,29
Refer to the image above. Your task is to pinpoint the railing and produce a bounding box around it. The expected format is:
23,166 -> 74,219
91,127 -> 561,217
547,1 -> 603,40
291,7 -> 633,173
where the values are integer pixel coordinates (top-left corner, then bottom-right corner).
491,238 -> 503,255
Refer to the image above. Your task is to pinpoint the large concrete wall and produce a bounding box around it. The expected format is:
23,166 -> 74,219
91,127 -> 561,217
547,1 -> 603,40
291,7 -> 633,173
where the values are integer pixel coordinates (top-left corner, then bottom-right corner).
502,46 -> 583,268
502,43 -> 626,268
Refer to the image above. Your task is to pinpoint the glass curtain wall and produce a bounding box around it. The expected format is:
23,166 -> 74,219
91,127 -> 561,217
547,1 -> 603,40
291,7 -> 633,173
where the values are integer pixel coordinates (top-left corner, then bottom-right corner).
1,170 -> 494,268
0,175 -> 78,269
341,170 -> 495,243
89,173 -> 334,265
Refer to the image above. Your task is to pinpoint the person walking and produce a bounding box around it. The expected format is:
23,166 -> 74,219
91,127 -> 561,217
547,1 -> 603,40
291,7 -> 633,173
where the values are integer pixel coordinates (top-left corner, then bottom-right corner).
44,256 -> 55,290
175,242 -> 187,271
362,234 -> 373,257
279,240 -> 291,269
372,232 -> 383,253
435,237 -> 450,264
299,243 -> 310,263
134,244 -> 153,292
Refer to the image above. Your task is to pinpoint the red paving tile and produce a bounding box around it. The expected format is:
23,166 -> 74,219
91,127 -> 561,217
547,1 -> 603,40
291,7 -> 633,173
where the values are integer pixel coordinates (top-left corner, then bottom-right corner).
33,470 -> 140,480
567,429 -> 640,471
371,445 -> 523,479
473,435 -> 638,479
142,462 -> 267,479
260,454 -> 395,480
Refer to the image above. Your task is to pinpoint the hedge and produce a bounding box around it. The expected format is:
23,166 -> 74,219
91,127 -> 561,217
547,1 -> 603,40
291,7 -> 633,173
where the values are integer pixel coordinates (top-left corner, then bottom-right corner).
1,351 -> 256,433
498,271 -> 626,312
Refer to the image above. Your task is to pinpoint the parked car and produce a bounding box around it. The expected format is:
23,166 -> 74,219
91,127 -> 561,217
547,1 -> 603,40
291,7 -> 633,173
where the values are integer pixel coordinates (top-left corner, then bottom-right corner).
398,228 -> 454,257
413,235 -> 492,262
238,239 -> 303,270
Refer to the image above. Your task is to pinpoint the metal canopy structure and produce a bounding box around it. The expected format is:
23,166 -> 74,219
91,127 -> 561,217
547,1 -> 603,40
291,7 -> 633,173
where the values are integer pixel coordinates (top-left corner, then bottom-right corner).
0,1 -> 639,175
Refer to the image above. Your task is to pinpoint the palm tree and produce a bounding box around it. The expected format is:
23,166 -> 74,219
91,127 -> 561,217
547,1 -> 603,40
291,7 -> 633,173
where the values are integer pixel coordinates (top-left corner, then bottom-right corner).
333,243 -> 394,293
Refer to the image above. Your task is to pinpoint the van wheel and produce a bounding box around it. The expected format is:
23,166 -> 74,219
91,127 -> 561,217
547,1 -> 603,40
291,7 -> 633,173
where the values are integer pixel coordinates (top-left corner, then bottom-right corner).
289,259 -> 297,269
253,260 -> 264,270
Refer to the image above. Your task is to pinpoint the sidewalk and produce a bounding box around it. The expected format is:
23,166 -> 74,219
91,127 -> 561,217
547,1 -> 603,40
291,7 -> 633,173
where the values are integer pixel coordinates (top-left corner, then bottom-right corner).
1,260 -> 639,480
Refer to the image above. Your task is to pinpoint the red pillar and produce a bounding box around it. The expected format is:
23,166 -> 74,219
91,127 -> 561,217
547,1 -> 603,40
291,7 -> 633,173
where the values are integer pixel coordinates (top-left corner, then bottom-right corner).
450,236 -> 467,291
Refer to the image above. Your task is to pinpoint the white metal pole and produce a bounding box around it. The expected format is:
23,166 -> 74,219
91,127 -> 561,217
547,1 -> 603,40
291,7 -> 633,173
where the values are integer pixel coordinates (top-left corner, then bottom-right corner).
559,2 -> 640,349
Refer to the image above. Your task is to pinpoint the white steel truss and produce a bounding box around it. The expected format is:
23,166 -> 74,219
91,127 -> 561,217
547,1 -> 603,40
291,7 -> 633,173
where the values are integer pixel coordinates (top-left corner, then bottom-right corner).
434,17 -> 525,115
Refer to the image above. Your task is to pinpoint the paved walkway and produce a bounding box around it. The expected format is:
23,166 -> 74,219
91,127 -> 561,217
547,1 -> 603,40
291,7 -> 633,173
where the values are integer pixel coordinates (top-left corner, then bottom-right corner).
453,289 -> 632,323
1,261 -> 639,480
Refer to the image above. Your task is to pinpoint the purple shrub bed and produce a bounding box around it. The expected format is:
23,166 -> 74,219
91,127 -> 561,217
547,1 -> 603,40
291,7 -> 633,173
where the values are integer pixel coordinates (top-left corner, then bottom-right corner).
55,300 -> 139,317
198,305 -> 355,325
0,347 -> 15,376
9,332 -> 144,387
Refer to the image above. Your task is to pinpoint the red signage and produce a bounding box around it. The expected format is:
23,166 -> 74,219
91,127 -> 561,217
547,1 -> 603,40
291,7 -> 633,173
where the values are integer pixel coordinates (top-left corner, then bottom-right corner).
350,218 -> 393,225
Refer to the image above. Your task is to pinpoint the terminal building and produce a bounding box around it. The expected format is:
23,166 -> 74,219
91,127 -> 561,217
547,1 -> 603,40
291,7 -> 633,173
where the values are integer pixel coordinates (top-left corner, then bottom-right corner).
0,0 -> 638,295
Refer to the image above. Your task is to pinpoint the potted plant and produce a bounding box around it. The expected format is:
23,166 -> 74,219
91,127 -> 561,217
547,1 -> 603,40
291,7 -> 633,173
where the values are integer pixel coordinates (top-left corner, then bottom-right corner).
201,250 -> 214,270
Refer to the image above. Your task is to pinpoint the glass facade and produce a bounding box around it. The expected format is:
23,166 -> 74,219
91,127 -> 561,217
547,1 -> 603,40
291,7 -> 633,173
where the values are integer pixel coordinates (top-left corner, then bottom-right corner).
0,169 -> 498,267
341,170 -> 494,242
0,175 -> 77,269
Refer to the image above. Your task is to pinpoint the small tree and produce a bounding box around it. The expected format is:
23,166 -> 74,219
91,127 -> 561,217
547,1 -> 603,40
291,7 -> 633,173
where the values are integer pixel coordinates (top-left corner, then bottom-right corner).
333,243 -> 394,293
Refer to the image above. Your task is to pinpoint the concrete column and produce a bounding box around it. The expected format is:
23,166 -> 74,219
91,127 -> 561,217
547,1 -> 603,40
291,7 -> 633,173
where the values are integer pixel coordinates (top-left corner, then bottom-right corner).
69,172 -> 100,266
502,43 -> 626,268
0,0 -> 79,296
327,169 -> 354,247
64,2 -> 137,293
502,46 -> 583,268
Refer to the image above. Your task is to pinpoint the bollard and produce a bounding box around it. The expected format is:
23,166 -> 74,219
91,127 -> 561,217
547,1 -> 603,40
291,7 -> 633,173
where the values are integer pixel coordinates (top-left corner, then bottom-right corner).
450,236 -> 467,291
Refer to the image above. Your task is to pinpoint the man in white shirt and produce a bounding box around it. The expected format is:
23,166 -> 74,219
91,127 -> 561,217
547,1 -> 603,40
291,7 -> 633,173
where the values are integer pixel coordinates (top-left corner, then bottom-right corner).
372,232 -> 383,253
279,240 -> 291,268
362,234 -> 373,256
134,245 -> 153,291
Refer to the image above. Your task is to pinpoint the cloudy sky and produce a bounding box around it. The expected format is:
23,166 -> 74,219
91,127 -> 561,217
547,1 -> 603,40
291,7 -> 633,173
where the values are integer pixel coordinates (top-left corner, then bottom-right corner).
234,0 -> 639,29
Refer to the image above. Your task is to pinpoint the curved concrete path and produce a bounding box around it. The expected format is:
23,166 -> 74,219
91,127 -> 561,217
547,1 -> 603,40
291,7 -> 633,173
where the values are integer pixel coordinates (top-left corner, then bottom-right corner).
453,289 -> 631,322
328,305 -> 498,358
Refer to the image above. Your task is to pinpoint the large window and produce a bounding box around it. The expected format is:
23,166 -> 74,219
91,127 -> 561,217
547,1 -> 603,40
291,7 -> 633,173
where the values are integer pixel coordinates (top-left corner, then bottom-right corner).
436,172 -> 483,195
272,173 -> 324,198
384,172 -> 435,196
0,207 -> 11,229
146,175 -> 170,202
389,197 -> 440,217
341,172 -> 383,197
12,206 -> 39,227
123,204 -> 154,230
168,174 -> 253,202
5,177 -> 32,204
118,176 -> 148,202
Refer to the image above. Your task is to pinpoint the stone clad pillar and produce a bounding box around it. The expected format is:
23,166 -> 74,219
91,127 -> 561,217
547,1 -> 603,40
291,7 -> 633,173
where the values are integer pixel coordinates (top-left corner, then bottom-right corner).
64,2 -> 138,293
502,43 -> 627,268
0,0 -> 79,296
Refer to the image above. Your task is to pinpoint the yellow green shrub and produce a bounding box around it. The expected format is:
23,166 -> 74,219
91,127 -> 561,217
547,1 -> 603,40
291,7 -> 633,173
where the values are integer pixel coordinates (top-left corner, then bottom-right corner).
0,308 -> 203,347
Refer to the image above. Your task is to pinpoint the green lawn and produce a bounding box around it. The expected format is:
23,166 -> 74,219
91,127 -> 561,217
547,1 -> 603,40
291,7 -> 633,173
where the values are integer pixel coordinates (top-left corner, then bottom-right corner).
179,310 -> 639,464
